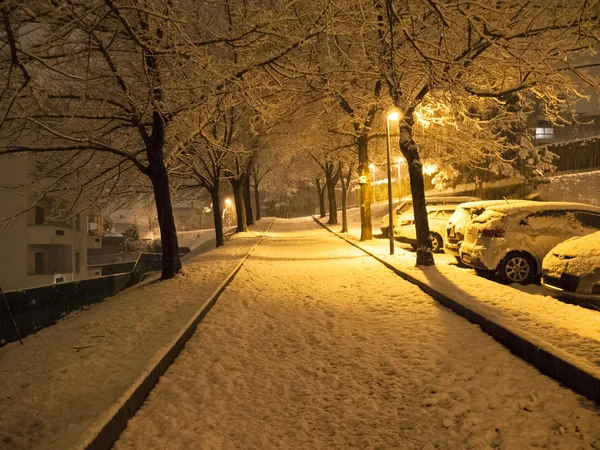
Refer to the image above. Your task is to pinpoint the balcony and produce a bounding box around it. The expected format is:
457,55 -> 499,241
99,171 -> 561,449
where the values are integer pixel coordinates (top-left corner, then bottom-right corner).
28,225 -> 73,245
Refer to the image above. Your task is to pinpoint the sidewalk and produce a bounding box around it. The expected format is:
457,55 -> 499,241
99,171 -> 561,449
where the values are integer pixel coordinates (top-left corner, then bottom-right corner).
0,220 -> 272,450
114,217 -> 600,449
317,210 -> 600,403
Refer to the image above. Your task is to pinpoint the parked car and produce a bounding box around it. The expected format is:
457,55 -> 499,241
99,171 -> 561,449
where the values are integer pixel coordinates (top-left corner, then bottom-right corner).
381,195 -> 480,237
541,231 -> 600,303
459,201 -> 600,284
445,199 -> 526,263
396,205 -> 457,252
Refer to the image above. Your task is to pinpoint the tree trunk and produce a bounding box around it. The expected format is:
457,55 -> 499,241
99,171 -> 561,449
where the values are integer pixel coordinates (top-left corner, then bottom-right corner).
209,187 -> 224,247
326,162 -> 338,225
357,133 -> 373,240
399,117 -> 434,266
339,166 -> 349,233
242,174 -> 254,226
316,178 -> 326,218
147,147 -> 182,279
253,177 -> 261,221
230,178 -> 247,233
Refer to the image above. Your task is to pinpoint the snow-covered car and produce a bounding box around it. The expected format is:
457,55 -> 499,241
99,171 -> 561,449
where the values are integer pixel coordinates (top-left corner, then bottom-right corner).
459,201 -> 600,284
445,199 -> 526,262
381,195 -> 480,238
395,205 -> 458,252
541,231 -> 600,303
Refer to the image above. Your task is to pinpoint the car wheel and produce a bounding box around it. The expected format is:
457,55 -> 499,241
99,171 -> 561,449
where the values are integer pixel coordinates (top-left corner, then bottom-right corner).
430,233 -> 443,253
500,252 -> 535,285
381,227 -> 389,238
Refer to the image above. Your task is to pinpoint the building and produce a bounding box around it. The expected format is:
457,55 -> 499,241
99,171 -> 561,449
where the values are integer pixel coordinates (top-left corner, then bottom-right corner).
0,156 -> 102,292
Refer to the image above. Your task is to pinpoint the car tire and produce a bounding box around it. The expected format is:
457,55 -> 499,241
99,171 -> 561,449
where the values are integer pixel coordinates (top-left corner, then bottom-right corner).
500,252 -> 535,285
430,233 -> 443,253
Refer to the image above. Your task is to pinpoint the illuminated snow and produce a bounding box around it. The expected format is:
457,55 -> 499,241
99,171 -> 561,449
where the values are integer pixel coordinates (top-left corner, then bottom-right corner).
115,218 -> 600,449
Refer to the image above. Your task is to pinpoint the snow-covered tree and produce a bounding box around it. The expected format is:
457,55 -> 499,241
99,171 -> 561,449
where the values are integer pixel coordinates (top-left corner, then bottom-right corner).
375,0 -> 600,265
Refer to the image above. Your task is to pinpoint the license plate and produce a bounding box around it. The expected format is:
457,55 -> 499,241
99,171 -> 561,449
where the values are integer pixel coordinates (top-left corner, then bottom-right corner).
462,253 -> 472,264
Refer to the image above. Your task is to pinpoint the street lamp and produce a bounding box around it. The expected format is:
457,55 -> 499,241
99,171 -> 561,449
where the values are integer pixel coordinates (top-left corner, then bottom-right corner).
369,163 -> 376,203
386,111 -> 400,255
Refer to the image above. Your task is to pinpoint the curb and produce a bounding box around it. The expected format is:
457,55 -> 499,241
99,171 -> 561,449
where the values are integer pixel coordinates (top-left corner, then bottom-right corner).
82,219 -> 276,450
312,216 -> 600,405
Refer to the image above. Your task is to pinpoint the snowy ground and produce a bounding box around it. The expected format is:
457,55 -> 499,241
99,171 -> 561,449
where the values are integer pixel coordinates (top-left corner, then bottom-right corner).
0,220 -> 272,450
325,205 -> 600,375
115,217 -> 599,449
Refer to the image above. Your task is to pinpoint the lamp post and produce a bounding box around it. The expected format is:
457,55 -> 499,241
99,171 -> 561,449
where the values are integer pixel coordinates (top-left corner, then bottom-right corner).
369,163 -> 376,203
386,111 -> 400,255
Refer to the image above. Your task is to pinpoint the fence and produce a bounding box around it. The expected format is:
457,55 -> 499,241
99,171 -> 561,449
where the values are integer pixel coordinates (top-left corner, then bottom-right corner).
0,252 -> 164,347
87,251 -> 141,266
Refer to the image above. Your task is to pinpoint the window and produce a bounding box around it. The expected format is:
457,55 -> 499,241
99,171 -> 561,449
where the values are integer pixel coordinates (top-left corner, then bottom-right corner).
56,229 -> 64,236
535,127 -> 554,140
75,253 -> 80,273
75,215 -> 80,231
574,211 -> 600,230
523,210 -> 577,231
35,253 -> 44,274
35,207 -> 45,225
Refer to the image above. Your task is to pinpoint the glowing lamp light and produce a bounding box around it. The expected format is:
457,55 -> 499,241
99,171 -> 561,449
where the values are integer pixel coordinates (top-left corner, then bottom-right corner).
422,163 -> 438,176
387,111 -> 400,121
397,157 -> 405,165
369,164 -> 376,171
225,198 -> 231,206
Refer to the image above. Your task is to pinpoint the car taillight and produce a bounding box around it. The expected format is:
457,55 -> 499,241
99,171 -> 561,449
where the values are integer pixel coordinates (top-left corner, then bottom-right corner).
400,219 -> 415,226
481,228 -> 505,238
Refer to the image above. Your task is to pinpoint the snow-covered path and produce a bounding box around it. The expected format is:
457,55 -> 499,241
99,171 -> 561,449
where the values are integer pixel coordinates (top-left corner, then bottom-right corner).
115,218 -> 600,450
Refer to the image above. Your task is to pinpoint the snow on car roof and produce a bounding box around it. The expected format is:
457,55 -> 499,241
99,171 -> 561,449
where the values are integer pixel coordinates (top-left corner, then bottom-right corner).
455,199 -> 527,210
485,201 -> 600,215
426,204 -> 461,211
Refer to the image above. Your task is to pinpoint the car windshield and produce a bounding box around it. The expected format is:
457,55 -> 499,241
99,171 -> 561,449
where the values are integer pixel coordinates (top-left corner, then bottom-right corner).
395,202 -> 412,214
448,207 -> 470,226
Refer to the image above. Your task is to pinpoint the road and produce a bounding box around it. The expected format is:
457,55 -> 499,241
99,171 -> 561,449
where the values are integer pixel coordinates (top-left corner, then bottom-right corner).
115,218 -> 600,450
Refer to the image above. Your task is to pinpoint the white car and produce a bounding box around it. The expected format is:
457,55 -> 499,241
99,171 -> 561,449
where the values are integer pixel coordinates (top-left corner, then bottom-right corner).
395,205 -> 458,252
381,195 -> 480,237
460,201 -> 600,284
445,200 -> 526,262
542,231 -> 600,303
